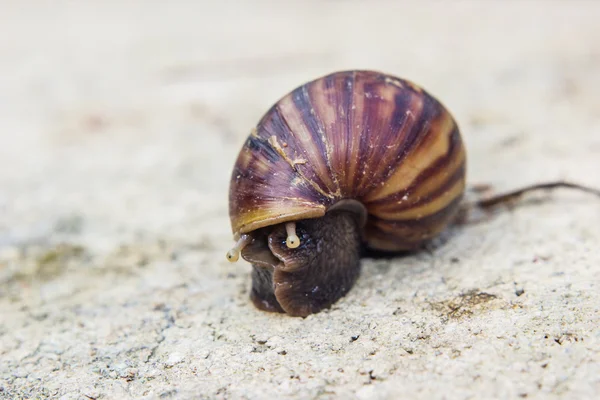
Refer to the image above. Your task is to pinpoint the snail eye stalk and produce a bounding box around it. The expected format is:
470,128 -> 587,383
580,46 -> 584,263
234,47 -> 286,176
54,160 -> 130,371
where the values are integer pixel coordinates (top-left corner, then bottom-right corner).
285,222 -> 300,249
226,234 -> 253,262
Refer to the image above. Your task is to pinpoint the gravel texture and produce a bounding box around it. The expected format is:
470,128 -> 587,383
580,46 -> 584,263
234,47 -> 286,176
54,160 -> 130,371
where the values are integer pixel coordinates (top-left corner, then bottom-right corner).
1,1 -> 600,399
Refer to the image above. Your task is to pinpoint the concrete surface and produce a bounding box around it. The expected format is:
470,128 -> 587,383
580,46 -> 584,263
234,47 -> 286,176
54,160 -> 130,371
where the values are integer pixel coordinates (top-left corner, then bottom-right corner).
1,1 -> 600,399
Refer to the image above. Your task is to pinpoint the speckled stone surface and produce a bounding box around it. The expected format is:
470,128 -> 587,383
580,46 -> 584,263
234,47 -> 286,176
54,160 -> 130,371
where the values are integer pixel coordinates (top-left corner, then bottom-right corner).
1,1 -> 600,399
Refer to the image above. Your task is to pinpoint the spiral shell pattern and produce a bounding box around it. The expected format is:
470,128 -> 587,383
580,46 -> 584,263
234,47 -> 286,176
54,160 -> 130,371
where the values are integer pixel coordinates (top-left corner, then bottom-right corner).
229,70 -> 466,251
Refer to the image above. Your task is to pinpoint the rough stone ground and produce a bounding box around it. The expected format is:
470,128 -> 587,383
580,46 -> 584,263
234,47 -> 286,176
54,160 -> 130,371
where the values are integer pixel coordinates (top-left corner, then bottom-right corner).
1,1 -> 600,399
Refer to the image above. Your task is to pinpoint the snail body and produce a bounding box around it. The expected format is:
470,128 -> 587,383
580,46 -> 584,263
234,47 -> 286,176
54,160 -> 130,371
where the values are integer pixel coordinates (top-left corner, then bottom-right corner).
227,70 -> 466,317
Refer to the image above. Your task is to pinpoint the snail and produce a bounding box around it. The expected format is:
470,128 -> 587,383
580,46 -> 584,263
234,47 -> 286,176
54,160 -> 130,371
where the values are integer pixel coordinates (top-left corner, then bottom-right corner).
226,70 -> 600,317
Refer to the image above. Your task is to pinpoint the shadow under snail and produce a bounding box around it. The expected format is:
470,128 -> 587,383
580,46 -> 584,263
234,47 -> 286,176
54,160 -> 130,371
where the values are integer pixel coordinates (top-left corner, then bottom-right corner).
225,70 -> 600,317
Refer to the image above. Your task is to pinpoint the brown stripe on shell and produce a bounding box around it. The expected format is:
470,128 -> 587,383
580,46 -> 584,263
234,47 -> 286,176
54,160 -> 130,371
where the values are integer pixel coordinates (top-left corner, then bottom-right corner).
374,175 -> 465,221
291,83 -> 342,197
318,71 -> 361,193
367,124 -> 465,213
351,73 -> 425,197
364,195 -> 463,251
259,103 -> 332,199
298,77 -> 342,197
364,75 -> 442,193
305,71 -> 356,194
374,159 -> 466,219
362,106 -> 456,203
304,72 -> 352,196
271,86 -> 339,198
229,133 -> 328,235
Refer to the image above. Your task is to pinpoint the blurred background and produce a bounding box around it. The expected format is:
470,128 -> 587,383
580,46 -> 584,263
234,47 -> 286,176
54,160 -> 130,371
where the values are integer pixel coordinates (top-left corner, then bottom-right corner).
1,1 -> 600,399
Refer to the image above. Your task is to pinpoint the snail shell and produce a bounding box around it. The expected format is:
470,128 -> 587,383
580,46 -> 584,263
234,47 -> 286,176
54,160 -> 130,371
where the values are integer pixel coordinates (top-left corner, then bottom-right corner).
227,70 -> 466,317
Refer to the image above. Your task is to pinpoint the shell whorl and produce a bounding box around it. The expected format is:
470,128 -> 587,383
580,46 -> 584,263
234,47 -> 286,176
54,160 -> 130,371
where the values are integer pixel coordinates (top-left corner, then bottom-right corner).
229,70 -> 466,251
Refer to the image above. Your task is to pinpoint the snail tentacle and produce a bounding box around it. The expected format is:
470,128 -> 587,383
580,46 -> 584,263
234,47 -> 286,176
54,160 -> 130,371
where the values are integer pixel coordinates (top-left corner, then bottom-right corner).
285,222 -> 300,248
226,234 -> 253,262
